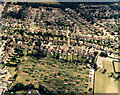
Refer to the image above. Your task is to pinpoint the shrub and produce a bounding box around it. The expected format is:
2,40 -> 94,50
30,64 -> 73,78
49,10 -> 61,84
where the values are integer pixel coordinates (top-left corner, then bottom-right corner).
102,69 -> 107,74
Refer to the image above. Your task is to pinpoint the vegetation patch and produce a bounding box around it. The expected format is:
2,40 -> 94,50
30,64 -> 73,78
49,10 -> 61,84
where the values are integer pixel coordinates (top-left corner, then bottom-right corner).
7,55 -> 91,94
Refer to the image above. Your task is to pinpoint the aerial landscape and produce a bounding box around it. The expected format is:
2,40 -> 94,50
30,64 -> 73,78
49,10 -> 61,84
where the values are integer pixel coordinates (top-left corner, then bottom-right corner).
0,1 -> 120,95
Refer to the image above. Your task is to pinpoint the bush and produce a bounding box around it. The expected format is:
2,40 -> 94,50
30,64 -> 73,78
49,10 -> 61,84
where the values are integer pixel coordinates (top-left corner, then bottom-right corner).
102,69 -> 107,74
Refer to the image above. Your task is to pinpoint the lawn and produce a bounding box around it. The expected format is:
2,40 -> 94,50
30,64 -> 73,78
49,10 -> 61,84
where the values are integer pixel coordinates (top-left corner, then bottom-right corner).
94,71 -> 118,93
102,60 -> 120,74
102,60 -> 114,73
94,59 -> 119,94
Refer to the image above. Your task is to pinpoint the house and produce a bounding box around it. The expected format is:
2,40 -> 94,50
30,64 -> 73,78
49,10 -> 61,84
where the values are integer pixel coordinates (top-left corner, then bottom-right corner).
0,69 -> 8,75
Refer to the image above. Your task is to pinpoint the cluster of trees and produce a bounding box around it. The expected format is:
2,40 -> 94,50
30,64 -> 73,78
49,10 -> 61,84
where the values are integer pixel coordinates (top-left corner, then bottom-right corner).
81,13 -> 94,24
2,36 -> 8,40
13,2 -> 65,9
14,47 -> 24,57
109,4 -> 120,11
33,49 -> 47,58
61,2 -> 80,9
95,14 -> 118,19
4,6 -> 26,20
9,82 -> 56,94
10,83 -> 34,92
100,51 -> 108,57
44,19 -> 66,27
56,20 -> 66,26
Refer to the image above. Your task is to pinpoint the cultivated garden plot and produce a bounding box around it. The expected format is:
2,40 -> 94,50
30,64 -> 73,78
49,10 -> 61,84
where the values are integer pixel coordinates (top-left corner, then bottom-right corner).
7,55 -> 92,94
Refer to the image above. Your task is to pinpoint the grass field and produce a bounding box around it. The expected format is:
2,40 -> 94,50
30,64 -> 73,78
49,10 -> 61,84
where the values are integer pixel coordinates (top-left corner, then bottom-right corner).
102,60 -> 120,74
94,59 -> 119,93
94,71 -> 118,93
102,60 -> 114,73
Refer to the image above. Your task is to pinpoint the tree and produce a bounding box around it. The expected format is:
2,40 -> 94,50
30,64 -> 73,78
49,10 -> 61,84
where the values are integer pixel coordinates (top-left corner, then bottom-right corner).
38,32 -> 42,36
11,83 -> 24,92
38,83 -> 53,94
111,32 -> 115,35
93,63 -> 97,70
56,53 -> 60,59
13,74 -> 17,79
100,52 -> 108,57
24,83 -> 34,90
90,20 -> 94,24
102,69 -> 107,74
15,38 -> 18,43
68,33 -> 71,36
109,72 -> 114,77
115,75 -> 120,80
89,88 -> 92,92
94,51 -> 98,57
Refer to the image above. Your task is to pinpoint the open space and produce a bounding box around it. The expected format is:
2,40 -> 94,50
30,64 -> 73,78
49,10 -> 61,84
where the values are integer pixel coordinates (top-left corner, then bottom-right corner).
94,71 -> 118,93
102,60 -> 114,73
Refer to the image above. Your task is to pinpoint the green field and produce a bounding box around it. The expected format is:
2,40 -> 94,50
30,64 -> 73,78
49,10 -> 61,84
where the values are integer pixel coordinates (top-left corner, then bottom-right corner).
94,59 -> 119,93
94,71 -> 118,93
102,60 -> 114,73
